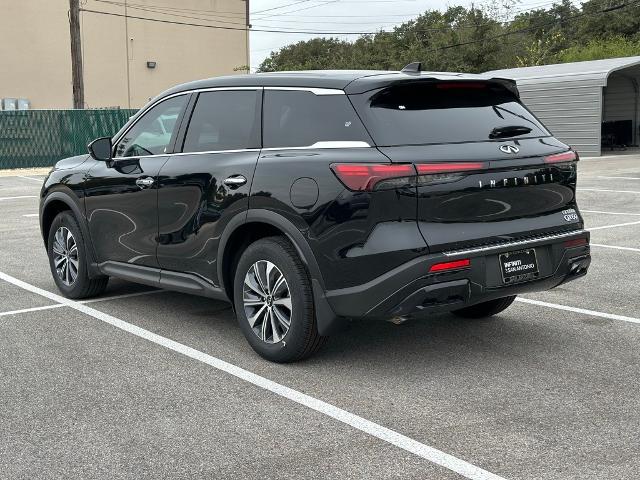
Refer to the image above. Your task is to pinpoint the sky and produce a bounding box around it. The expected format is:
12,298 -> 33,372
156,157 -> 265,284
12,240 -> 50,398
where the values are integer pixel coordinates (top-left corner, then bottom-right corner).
248,0 -> 567,71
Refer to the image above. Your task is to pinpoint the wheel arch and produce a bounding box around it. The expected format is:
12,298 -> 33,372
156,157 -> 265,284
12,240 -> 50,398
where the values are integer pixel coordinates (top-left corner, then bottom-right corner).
218,209 -> 341,336
40,191 -> 102,278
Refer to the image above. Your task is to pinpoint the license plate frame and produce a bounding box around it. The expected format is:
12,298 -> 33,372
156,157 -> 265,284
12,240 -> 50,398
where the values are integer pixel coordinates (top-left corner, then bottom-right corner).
499,248 -> 539,284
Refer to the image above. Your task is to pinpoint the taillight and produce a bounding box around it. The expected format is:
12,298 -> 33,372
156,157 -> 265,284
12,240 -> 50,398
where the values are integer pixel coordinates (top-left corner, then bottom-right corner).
429,259 -> 471,272
331,163 -> 415,191
564,237 -> 588,248
544,151 -> 578,164
415,162 -> 487,174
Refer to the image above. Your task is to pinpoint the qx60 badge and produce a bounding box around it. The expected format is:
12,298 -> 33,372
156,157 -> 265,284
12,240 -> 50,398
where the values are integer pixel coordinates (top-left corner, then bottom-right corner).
499,144 -> 520,154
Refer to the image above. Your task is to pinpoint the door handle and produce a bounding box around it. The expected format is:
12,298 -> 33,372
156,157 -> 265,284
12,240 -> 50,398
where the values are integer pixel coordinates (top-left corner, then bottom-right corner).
223,175 -> 247,188
136,177 -> 155,189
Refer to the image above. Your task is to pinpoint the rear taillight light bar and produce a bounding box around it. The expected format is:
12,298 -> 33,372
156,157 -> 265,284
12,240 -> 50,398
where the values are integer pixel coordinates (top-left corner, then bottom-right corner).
544,150 -> 578,164
564,237 -> 589,248
330,163 -> 415,191
416,162 -> 487,174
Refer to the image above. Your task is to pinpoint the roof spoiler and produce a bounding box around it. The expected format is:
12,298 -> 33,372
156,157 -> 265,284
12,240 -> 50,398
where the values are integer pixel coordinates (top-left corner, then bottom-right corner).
488,77 -> 520,98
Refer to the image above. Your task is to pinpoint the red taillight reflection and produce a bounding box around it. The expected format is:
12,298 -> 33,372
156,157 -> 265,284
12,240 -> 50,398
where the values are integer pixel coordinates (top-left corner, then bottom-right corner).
544,151 -> 578,164
564,238 -> 588,248
331,163 -> 415,191
416,162 -> 487,174
429,259 -> 471,272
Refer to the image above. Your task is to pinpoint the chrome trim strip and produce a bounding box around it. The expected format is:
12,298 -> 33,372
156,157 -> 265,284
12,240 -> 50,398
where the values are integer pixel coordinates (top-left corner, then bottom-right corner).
261,141 -> 371,151
112,85 -> 346,150
263,86 -> 345,95
111,148 -> 261,161
443,229 -> 587,257
112,142 -> 373,160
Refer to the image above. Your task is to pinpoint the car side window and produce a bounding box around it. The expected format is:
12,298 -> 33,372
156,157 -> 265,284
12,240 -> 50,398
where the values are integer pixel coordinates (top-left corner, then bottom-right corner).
263,90 -> 371,148
115,95 -> 187,158
182,90 -> 261,153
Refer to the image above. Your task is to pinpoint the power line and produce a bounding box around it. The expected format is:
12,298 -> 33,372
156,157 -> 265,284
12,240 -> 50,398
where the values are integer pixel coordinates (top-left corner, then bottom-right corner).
93,0 -> 246,18
252,0 -> 315,15
80,0 -> 639,37
253,0 -> 341,20
102,3 -> 249,27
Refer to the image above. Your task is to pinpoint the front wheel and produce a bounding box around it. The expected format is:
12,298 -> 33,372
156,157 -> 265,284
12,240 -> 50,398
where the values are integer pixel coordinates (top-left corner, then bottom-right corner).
233,236 -> 327,363
451,295 -> 516,319
47,211 -> 108,299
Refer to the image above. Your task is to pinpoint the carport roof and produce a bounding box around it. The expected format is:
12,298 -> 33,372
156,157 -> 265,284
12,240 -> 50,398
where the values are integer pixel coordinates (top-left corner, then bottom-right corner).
485,55 -> 640,85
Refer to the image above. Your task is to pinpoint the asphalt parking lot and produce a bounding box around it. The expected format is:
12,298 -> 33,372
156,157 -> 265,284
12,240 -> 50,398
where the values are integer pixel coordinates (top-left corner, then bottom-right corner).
1,156 -> 639,480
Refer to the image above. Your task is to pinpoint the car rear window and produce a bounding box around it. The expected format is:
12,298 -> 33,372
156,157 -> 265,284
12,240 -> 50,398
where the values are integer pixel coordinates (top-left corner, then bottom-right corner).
263,90 -> 371,148
350,82 -> 550,146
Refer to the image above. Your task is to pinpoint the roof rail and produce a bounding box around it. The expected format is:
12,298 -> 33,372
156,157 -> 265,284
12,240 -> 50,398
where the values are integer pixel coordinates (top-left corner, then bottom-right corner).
401,62 -> 422,73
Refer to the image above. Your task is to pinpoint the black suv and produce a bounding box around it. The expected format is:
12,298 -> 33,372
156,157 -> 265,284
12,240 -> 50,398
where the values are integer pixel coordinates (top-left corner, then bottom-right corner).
40,68 -> 591,362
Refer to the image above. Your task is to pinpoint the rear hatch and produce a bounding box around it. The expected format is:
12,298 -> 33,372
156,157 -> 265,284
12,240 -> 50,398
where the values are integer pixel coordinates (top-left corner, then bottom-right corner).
350,79 -> 583,253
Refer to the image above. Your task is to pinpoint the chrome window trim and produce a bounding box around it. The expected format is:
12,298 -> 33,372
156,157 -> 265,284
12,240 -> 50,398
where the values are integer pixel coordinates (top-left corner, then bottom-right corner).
263,86 -> 345,95
261,141 -> 371,151
112,85 -> 347,158
443,229 -> 587,257
112,148 -> 262,160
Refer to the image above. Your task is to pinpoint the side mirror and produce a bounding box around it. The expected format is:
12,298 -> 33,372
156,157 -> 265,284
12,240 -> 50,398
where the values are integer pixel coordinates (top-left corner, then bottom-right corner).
88,137 -> 113,162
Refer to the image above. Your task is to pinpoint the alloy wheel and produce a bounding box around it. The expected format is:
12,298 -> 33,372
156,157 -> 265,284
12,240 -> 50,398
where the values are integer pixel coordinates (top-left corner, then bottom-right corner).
52,226 -> 79,286
243,260 -> 292,344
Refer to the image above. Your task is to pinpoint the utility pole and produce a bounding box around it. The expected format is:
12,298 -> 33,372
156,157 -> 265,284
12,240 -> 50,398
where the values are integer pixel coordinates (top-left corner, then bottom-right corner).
69,0 -> 84,109
124,0 -> 132,108
245,0 -> 250,73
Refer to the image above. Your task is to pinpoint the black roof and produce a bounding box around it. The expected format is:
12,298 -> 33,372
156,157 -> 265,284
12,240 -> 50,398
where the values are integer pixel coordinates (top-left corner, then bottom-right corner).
158,70 -> 517,99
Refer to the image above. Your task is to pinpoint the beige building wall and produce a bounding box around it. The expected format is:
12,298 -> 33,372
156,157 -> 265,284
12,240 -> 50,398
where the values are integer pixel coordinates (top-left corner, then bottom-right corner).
0,0 -> 249,109
0,0 -> 73,108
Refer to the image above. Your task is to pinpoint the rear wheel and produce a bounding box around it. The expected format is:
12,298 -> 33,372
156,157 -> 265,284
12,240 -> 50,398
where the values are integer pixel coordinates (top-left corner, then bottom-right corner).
233,236 -> 327,362
47,211 -> 108,299
451,295 -> 516,319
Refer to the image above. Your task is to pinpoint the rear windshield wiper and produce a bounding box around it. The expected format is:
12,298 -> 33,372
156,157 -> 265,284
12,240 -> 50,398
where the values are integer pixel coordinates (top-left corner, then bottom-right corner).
489,125 -> 533,139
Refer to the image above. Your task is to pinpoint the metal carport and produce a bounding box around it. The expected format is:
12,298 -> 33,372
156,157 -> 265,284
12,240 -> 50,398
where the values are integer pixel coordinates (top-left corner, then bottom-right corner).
486,56 -> 640,157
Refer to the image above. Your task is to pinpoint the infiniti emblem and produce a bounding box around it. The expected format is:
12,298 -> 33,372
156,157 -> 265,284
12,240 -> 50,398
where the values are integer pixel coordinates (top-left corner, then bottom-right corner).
499,144 -> 520,154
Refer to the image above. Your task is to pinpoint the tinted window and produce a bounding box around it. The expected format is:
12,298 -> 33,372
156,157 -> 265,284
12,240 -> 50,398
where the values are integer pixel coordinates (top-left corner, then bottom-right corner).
351,82 -> 550,146
263,90 -> 371,148
116,95 -> 187,157
183,90 -> 260,152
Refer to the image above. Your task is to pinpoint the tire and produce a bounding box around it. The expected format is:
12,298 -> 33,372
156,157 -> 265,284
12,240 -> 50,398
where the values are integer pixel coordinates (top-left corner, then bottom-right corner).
451,295 -> 517,319
233,236 -> 328,363
47,211 -> 109,299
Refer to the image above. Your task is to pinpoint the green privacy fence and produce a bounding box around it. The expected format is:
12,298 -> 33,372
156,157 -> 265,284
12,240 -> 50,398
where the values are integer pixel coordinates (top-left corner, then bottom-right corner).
0,109 -> 138,169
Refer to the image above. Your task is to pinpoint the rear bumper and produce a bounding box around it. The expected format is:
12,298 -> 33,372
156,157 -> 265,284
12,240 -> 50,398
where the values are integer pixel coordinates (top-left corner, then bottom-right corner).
325,229 -> 590,319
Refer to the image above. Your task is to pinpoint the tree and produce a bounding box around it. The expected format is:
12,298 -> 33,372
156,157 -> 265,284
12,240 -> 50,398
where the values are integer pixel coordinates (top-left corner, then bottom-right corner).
256,0 -> 640,73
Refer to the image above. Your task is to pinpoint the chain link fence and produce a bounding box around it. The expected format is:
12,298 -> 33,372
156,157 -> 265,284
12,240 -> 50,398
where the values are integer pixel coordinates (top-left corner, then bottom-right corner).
0,109 -> 137,169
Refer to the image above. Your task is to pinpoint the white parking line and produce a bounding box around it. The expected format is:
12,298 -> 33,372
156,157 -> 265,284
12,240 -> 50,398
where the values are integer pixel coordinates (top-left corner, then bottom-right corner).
591,243 -> 640,253
0,289 -> 162,318
0,195 -> 38,201
17,175 -> 43,183
22,213 -> 39,217
0,270 -> 506,480
596,176 -> 640,180
582,210 -> 640,216
578,188 -> 640,194
589,220 -> 640,231
516,298 -> 640,325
